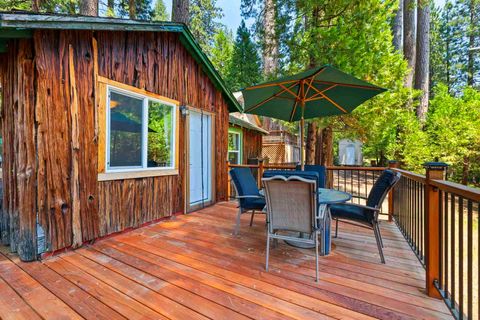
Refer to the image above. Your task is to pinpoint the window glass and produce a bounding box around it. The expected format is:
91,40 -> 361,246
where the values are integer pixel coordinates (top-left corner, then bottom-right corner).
109,91 -> 143,168
228,131 -> 241,164
106,87 -> 177,172
147,101 -> 174,168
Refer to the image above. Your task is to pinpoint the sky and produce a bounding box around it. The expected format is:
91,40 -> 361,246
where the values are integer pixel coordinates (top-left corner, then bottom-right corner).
164,0 -> 448,34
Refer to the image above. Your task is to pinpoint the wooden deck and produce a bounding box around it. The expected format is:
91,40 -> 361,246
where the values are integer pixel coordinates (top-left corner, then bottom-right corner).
0,202 -> 452,319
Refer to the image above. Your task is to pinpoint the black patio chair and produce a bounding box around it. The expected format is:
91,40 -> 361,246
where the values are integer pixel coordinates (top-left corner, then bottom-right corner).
229,167 -> 266,235
329,169 -> 401,263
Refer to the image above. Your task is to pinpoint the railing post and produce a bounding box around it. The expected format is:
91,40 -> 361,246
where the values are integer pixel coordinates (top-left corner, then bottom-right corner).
388,161 -> 399,222
424,162 -> 448,298
257,159 -> 264,189
227,161 -> 231,199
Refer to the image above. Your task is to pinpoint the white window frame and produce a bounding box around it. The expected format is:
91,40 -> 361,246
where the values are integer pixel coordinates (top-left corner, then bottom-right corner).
227,129 -> 242,165
106,85 -> 177,173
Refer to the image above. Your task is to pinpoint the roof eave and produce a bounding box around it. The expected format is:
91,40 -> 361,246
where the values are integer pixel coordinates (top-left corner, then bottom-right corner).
0,12 -> 242,113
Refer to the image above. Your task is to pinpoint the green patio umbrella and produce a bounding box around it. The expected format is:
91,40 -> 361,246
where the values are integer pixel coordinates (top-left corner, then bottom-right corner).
241,65 -> 386,168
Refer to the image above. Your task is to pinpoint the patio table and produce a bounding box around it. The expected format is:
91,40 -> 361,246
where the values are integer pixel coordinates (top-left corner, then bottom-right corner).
285,188 -> 352,255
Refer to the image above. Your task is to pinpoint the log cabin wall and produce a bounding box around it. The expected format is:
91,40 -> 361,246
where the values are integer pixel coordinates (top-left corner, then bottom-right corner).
0,29 -> 229,260
242,128 -> 263,162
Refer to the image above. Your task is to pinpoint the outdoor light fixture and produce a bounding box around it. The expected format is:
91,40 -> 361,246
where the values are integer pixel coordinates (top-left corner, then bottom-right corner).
180,105 -> 189,117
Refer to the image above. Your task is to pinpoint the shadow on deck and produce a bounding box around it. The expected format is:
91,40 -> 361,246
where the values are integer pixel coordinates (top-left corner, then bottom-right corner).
0,202 -> 452,319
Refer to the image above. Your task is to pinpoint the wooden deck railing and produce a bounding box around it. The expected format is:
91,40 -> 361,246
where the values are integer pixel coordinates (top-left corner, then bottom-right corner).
227,161 -> 479,319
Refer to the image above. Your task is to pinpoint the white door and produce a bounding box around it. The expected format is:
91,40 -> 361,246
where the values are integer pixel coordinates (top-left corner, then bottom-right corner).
189,110 -> 212,206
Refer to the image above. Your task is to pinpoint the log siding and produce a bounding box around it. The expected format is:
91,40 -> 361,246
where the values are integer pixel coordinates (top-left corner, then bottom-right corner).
0,30 -> 229,260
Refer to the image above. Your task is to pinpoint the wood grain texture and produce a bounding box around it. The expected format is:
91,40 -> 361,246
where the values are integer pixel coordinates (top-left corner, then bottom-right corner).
0,202 -> 453,320
0,29 -> 230,256
242,128 -> 263,162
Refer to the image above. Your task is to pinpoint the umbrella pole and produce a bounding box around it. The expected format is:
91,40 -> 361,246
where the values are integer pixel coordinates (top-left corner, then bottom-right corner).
300,116 -> 304,170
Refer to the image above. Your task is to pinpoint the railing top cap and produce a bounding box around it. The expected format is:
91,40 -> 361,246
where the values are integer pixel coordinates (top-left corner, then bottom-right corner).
423,162 -> 449,169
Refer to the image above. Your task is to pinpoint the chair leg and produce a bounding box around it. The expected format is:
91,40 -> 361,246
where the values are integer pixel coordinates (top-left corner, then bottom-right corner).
373,225 -> 386,264
266,234 -> 270,271
376,223 -> 384,248
234,207 -> 242,235
250,210 -> 255,226
334,218 -> 339,238
315,232 -> 319,282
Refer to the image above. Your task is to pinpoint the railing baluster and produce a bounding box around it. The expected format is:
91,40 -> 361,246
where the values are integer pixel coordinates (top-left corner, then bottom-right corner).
467,200 -> 472,320
459,197 -> 464,319
451,193 -> 456,309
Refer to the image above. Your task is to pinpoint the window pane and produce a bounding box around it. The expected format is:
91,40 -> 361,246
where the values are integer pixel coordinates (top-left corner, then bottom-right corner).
147,101 -> 174,168
109,91 -> 143,168
228,152 -> 239,164
228,132 -> 240,151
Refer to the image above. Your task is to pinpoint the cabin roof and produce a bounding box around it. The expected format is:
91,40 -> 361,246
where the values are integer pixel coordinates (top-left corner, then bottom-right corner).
229,113 -> 268,134
0,12 -> 242,113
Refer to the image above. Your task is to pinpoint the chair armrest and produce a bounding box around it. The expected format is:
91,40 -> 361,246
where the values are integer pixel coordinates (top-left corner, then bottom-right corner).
235,195 -> 264,199
351,195 -> 368,200
344,203 -> 380,212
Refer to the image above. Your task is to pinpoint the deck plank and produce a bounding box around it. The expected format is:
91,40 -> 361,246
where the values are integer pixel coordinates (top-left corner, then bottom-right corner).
0,202 -> 452,320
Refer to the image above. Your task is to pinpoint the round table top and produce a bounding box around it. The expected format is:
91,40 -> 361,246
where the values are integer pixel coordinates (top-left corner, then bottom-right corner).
318,188 -> 352,204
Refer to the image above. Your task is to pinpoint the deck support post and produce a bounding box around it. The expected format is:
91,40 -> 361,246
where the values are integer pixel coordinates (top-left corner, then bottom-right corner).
424,162 -> 448,299
388,160 -> 399,222
257,159 -> 264,189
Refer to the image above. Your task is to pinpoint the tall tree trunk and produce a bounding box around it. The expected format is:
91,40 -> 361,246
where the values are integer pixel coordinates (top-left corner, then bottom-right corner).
393,0 -> 404,51
129,0 -> 136,19
80,0 -> 98,16
414,0 -> 430,122
403,0 -> 416,89
462,155 -> 470,185
305,122 -> 316,165
172,0 -> 190,24
107,0 -> 115,16
467,0 -> 476,86
263,0 -> 278,78
315,128 -> 323,165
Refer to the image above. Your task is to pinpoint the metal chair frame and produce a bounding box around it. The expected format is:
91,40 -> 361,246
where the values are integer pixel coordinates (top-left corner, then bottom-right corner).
262,175 -> 320,282
333,171 -> 401,263
229,171 -> 265,235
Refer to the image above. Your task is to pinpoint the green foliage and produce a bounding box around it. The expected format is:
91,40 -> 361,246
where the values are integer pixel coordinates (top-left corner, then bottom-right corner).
227,20 -> 262,91
189,0 -> 224,57
210,28 -> 234,79
430,0 -> 480,93
152,0 -> 169,21
426,84 -> 480,184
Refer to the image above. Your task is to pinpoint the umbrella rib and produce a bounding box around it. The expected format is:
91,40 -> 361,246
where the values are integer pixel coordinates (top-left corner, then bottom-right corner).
289,83 -> 303,121
244,82 -> 298,113
244,79 -> 299,90
312,80 -> 383,90
305,84 -> 337,101
306,84 -> 348,113
303,70 -> 322,100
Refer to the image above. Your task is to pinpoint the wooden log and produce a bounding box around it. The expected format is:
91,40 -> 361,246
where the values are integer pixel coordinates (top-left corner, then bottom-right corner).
15,40 -> 37,261
68,44 -> 82,248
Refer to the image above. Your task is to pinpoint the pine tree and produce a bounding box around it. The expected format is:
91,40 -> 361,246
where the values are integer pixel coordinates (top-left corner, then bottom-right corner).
189,0 -> 223,57
152,0 -> 169,21
228,20 -> 262,91
210,28 -> 234,81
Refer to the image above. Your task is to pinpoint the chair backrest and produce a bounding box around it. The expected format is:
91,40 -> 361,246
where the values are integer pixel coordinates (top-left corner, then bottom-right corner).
262,175 -> 317,234
263,170 -> 320,188
366,170 -> 402,209
229,167 -> 261,207
295,165 -> 327,188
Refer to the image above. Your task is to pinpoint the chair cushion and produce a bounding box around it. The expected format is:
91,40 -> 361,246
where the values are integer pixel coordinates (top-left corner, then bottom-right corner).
366,170 -> 398,208
243,197 -> 266,210
229,168 -> 264,210
263,170 -> 320,189
329,203 -> 374,223
295,165 -> 327,188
